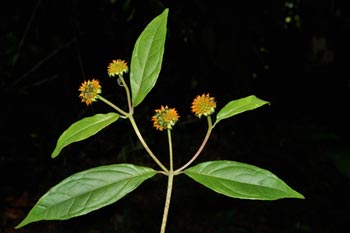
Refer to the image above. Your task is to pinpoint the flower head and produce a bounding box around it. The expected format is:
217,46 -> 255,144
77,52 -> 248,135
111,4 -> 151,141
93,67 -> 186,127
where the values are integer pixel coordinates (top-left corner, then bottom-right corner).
152,105 -> 180,131
107,59 -> 128,77
191,93 -> 216,118
78,79 -> 102,106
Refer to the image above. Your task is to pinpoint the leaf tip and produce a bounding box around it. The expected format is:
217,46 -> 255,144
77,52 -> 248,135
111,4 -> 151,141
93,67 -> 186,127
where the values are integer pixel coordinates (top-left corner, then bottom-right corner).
14,219 -> 28,229
295,192 -> 305,199
51,149 -> 59,158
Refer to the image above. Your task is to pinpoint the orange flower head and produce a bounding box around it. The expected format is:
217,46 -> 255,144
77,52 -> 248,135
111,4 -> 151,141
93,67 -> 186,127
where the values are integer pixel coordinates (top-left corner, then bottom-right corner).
107,59 -> 128,77
191,93 -> 216,118
152,105 -> 180,131
78,79 -> 102,106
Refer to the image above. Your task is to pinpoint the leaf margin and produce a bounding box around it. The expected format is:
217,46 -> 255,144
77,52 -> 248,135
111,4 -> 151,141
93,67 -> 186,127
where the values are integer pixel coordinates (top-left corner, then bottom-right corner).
130,8 -> 168,107
214,95 -> 270,127
15,163 -> 157,229
51,112 -> 119,158
184,160 -> 305,200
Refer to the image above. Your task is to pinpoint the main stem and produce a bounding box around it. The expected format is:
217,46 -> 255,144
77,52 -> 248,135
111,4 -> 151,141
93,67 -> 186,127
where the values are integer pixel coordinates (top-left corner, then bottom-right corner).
160,171 -> 174,233
160,129 -> 174,233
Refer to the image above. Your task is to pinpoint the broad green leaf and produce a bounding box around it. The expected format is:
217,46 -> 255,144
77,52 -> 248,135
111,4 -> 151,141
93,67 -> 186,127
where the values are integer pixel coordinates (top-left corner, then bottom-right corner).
130,8 -> 168,107
15,164 -> 157,229
184,160 -> 304,200
214,95 -> 270,127
51,112 -> 119,158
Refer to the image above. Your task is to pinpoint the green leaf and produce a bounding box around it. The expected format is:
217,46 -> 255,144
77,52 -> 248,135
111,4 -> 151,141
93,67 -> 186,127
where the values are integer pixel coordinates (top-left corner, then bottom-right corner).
184,160 -> 304,200
130,8 -> 168,107
51,112 -> 119,158
15,164 -> 157,229
214,95 -> 270,127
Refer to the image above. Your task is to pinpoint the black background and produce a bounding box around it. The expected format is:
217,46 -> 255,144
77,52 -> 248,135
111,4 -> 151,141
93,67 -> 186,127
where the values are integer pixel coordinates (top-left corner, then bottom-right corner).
1,0 -> 350,233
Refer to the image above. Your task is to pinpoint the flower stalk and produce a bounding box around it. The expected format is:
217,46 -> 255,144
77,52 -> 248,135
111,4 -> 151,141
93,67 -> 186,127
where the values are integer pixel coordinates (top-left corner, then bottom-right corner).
78,59 -> 219,233
175,116 -> 213,173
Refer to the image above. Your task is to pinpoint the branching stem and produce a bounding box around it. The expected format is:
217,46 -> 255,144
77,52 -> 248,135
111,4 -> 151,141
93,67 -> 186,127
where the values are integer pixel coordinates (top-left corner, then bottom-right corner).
175,116 -> 213,173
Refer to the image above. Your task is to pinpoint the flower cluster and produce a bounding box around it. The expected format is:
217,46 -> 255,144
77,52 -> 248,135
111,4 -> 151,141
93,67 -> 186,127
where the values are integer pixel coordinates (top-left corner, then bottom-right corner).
78,79 -> 102,106
78,59 -> 128,106
191,93 -> 216,118
79,59 -> 216,128
152,106 -> 179,131
107,59 -> 128,77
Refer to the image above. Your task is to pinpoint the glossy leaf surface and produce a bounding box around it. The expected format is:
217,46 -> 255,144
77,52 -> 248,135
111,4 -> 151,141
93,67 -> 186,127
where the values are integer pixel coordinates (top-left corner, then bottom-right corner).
51,112 -> 119,158
15,164 -> 156,228
130,8 -> 168,107
184,160 -> 304,200
214,95 -> 270,127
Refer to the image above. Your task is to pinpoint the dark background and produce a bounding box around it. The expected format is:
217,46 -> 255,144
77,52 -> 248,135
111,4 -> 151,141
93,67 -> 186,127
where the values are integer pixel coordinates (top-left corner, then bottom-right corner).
1,0 -> 350,233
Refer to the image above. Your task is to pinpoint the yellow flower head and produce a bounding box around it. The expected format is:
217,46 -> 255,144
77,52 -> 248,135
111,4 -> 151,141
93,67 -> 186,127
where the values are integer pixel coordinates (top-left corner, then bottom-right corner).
152,105 -> 180,131
191,93 -> 216,118
107,59 -> 128,77
78,79 -> 102,106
